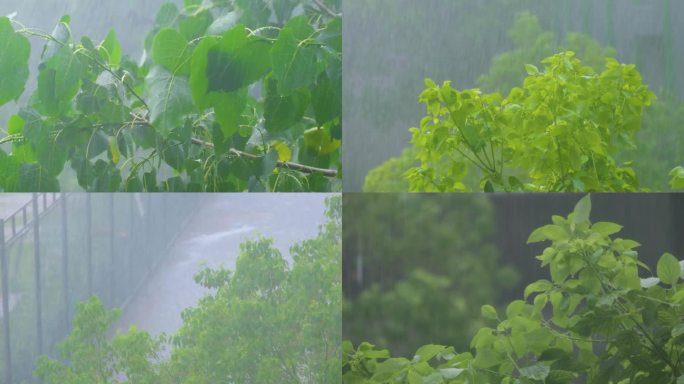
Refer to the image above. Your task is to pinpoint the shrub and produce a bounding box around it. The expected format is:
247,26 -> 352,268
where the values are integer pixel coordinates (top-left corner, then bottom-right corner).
343,195 -> 684,383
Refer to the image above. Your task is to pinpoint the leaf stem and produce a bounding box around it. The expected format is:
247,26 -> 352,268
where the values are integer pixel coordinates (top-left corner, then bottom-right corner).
190,138 -> 338,177
312,0 -> 339,18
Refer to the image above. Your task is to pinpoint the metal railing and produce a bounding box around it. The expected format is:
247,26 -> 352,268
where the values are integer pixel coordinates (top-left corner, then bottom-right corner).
0,193 -> 201,384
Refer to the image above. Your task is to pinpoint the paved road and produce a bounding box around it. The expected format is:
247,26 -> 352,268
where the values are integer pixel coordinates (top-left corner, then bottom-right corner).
112,193 -> 331,338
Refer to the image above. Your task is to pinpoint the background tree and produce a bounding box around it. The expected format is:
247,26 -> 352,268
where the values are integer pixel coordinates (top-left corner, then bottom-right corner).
343,194 -> 518,356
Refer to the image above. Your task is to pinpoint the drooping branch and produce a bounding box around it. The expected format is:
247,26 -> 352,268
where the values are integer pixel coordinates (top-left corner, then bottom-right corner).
312,0 -> 339,18
190,138 -> 338,177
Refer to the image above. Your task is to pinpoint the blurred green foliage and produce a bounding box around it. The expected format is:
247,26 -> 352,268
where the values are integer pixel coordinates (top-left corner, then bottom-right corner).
478,12 -> 615,93
343,194 -> 518,356
362,148 -> 416,192
626,94 -> 684,191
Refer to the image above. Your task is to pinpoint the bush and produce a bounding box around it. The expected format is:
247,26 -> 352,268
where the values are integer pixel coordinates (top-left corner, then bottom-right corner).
343,195 -> 684,383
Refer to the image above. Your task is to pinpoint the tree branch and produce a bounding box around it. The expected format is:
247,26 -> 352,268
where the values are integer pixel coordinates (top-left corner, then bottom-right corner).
190,138 -> 338,178
312,0 -> 338,18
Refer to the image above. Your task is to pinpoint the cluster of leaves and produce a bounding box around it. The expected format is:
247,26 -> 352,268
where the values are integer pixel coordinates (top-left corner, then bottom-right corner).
0,0 -> 341,192
343,194 -> 518,357
477,11 -> 684,192
34,196 -> 341,383
343,195 -> 684,384
405,51 -> 655,192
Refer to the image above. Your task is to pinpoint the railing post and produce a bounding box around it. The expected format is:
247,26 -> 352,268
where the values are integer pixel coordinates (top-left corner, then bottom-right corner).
581,0 -> 590,35
145,194 -> 152,270
1,219 -> 12,384
60,193 -> 70,329
128,195 -> 135,298
109,194 -> 115,305
32,194 -> 43,356
663,0 -> 674,94
86,195 -> 93,296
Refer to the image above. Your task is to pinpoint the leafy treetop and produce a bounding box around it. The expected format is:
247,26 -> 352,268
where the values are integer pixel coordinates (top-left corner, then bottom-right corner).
406,52 -> 655,192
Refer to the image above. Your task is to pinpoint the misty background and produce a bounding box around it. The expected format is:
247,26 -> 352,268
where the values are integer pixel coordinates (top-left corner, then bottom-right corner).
343,0 -> 684,191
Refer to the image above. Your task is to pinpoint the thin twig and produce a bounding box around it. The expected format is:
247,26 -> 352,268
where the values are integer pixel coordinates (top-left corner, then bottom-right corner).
190,138 -> 338,177
312,0 -> 338,18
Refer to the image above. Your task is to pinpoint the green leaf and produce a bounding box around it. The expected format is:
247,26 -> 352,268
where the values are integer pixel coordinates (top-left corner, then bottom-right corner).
519,363 -> 550,381
208,27 -> 271,93
303,126 -> 340,155
524,64 -> 539,75
524,280 -> 552,299
152,28 -> 192,75
155,3 -> 179,27
160,141 -> 185,171
527,225 -> 567,244
99,29 -> 121,67
671,324 -> 684,339
35,45 -> 83,116
0,17 -> 30,107
481,305 -> 498,320
371,358 -> 409,381
311,72 -> 341,126
145,65 -> 194,138
179,10 -> 213,40
439,368 -> 464,379
17,163 -> 59,192
573,195 -> 591,224
212,90 -> 248,138
206,12 -> 241,35
184,0 -> 202,7
591,222 -> 622,236
190,26 -> 271,114
677,375 -> 684,384
264,77 -> 310,132
413,345 -> 446,363
131,124 -> 157,149
670,166 -> 684,190
261,149 -> 278,177
43,16 -> 71,61
639,277 -> 660,289
656,253 -> 680,286
271,16 -> 320,94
